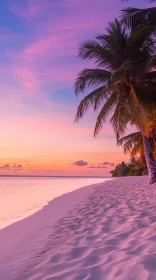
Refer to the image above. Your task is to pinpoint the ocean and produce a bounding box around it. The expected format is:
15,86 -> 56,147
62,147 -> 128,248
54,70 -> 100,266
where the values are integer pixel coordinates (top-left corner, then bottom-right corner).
0,176 -> 111,229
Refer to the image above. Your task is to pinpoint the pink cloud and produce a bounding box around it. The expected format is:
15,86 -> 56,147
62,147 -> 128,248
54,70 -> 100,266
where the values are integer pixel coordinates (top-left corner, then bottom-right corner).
4,1 -> 148,113
20,33 -> 75,61
14,67 -> 38,92
2,0 -> 149,110
8,0 -> 128,93
9,0 -> 51,19
8,0 -> 91,19
14,10 -> 105,90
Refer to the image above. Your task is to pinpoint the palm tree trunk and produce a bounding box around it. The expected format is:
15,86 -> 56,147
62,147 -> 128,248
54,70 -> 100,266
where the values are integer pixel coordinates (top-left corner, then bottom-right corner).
142,133 -> 156,184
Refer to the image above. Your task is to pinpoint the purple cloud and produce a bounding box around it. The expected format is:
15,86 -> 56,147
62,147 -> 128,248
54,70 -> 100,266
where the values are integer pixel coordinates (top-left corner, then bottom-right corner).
88,165 -> 96,168
7,0 -> 132,95
0,163 -> 23,171
0,164 -> 10,170
73,160 -> 88,166
99,162 -> 115,166
88,165 -> 106,169
99,162 -> 109,165
17,164 -> 23,169
13,163 -> 23,169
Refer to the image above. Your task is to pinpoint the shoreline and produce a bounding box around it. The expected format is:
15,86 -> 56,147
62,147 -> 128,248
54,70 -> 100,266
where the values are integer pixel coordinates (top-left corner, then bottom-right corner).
0,177 -> 108,230
0,180 -> 103,279
1,176 -> 156,280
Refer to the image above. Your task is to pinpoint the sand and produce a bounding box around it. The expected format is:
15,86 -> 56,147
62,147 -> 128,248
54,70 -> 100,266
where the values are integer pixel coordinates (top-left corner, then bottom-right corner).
1,177 -> 156,280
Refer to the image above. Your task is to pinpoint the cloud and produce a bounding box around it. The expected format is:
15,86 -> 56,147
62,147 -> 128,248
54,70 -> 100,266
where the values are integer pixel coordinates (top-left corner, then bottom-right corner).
73,160 -> 88,166
0,164 -> 11,170
17,164 -> 23,169
88,165 -> 95,168
8,0 -> 125,94
88,162 -> 115,168
0,163 -> 23,171
99,162 -> 115,166
9,0 -> 50,19
99,162 -> 109,165
13,163 -> 23,169
88,165 -> 106,169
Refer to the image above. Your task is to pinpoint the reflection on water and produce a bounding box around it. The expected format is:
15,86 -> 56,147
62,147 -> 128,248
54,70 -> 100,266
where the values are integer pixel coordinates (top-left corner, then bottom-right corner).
0,177 -> 111,229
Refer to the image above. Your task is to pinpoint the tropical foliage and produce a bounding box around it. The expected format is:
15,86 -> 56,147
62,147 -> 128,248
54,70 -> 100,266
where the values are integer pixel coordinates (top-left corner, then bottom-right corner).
110,157 -> 148,177
121,6 -> 156,31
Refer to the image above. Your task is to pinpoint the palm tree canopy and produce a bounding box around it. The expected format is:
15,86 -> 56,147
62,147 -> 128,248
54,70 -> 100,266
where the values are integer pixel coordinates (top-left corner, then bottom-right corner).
75,19 -> 156,139
121,6 -> 156,31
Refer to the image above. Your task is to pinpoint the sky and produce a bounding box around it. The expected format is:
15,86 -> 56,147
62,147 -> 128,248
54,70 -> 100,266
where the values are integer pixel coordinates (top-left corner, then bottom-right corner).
0,0 -> 151,176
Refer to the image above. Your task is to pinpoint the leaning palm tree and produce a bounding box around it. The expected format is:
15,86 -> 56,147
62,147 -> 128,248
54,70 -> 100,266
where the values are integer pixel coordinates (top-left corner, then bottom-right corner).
74,19 -> 156,184
120,4 -> 156,182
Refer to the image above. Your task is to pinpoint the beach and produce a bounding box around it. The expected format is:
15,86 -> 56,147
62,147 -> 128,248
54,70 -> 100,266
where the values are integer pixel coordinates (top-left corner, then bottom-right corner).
1,177 -> 156,280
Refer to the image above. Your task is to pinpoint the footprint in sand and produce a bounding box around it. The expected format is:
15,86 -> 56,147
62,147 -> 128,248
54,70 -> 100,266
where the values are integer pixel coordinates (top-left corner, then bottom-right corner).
65,246 -> 91,261
141,254 -> 156,273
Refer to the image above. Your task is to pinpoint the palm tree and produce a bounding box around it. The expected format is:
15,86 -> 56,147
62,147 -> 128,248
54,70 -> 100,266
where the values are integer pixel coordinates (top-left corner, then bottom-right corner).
74,19 -> 156,184
120,4 -> 156,182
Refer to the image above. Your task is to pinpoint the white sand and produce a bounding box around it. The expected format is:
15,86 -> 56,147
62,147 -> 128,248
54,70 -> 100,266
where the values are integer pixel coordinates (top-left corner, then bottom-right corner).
1,177 -> 156,280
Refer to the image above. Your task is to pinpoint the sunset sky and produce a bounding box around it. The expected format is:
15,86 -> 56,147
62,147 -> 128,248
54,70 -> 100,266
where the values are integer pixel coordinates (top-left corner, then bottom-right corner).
0,0 -> 150,176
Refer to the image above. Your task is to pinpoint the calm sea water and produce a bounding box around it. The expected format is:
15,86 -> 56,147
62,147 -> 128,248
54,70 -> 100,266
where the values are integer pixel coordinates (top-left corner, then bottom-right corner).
0,176 -> 111,229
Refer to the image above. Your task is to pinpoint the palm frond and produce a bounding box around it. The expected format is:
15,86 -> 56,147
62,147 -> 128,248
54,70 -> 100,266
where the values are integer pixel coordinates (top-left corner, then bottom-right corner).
130,83 -> 156,106
121,7 -> 156,31
74,68 -> 111,95
78,41 -> 115,69
128,24 -> 155,50
118,131 -> 141,146
118,131 -> 143,156
127,84 -> 154,131
96,19 -> 127,52
130,142 -> 144,158
110,100 -> 131,140
75,86 -> 109,122
94,92 -> 118,136
147,55 -> 156,71
79,19 -> 128,70
145,71 -> 156,81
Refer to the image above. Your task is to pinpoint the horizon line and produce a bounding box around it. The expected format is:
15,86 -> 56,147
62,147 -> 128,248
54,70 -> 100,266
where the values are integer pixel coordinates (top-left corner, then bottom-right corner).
0,175 -> 111,178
